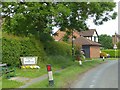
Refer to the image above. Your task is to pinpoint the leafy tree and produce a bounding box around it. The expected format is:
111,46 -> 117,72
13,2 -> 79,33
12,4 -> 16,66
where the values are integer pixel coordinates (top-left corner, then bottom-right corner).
1,2 -> 117,38
99,34 -> 113,49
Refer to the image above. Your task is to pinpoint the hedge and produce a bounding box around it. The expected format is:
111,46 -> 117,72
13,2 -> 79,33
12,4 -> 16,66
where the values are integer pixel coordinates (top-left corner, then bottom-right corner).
102,49 -> 120,58
2,36 -> 46,66
43,41 -> 72,56
2,34 -> 72,66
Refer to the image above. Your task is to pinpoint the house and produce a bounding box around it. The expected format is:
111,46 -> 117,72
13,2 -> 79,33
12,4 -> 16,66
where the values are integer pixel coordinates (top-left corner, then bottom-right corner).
52,29 -> 101,58
52,30 -> 66,41
79,29 -> 99,42
53,30 -> 80,41
73,36 -> 101,58
112,33 -> 120,45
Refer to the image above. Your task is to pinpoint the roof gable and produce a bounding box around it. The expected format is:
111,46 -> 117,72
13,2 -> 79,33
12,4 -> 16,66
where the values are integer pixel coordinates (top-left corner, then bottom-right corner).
52,30 -> 80,41
79,29 -> 98,37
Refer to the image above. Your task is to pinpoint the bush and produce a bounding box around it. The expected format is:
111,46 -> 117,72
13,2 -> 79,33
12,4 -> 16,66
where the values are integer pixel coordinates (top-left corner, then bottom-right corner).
43,41 -> 72,56
2,33 -> 73,66
2,36 -> 46,66
102,49 -> 119,58
100,52 -> 107,58
117,42 -> 120,49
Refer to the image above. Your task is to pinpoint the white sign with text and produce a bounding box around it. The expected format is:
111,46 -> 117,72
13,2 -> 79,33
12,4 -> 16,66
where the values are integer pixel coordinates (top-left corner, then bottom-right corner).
20,57 -> 38,65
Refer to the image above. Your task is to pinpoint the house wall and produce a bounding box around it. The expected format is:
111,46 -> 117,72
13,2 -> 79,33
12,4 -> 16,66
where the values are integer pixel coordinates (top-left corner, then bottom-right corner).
112,36 -> 120,45
82,45 -> 90,58
90,46 -> 100,58
92,31 -> 98,42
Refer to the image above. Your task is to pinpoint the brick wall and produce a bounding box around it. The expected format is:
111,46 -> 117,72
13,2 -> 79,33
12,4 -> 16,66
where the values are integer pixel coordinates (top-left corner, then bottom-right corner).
90,46 -> 100,58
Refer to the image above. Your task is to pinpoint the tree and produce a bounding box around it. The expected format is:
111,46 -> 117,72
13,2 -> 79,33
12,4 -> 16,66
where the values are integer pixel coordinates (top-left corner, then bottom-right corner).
1,2 -> 117,38
99,34 -> 113,49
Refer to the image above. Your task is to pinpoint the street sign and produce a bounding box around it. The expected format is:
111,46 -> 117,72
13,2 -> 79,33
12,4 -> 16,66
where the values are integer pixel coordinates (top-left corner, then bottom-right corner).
113,44 -> 117,49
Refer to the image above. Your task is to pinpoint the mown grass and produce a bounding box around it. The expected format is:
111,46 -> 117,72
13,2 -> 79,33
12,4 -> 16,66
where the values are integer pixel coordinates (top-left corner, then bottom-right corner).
2,78 -> 24,88
28,60 -> 103,88
15,55 -> 73,78
2,55 -> 74,88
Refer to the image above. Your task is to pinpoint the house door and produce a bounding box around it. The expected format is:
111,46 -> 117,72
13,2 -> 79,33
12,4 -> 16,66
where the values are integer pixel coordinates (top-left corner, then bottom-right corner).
82,45 -> 90,58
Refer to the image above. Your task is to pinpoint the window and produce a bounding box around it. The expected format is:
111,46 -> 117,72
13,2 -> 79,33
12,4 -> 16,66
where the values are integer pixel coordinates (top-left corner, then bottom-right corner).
94,36 -> 96,42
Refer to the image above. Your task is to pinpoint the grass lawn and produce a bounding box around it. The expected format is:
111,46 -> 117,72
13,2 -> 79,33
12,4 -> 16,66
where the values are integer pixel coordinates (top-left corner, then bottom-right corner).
106,58 -> 118,60
2,55 -> 74,88
28,60 -> 104,88
2,78 -> 24,88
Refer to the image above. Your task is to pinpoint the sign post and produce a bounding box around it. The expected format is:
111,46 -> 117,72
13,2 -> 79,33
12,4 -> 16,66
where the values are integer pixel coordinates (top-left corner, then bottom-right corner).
46,64 -> 54,86
20,57 -> 40,69
113,44 -> 117,58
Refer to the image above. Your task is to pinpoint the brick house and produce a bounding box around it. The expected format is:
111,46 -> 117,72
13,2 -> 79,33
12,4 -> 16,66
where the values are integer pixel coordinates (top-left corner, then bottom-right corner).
73,36 -> 101,58
79,29 -> 99,42
112,33 -> 120,45
52,29 -> 101,58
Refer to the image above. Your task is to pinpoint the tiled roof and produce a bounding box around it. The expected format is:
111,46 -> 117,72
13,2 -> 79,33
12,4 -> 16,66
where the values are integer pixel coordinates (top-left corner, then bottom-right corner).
52,30 -> 66,41
73,36 -> 101,46
52,30 -> 80,41
79,29 -> 97,37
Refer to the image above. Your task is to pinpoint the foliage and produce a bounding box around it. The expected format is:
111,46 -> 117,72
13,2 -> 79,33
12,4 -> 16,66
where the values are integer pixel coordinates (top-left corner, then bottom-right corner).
102,49 -> 119,58
99,34 -> 113,49
100,52 -> 107,58
43,41 -> 72,56
1,2 -> 117,37
2,33 -> 72,66
117,42 -> 120,49
2,34 -> 46,66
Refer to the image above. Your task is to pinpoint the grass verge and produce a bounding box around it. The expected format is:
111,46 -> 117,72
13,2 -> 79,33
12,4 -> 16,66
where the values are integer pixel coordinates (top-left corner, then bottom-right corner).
28,60 -> 104,88
2,55 -> 74,88
2,78 -> 24,88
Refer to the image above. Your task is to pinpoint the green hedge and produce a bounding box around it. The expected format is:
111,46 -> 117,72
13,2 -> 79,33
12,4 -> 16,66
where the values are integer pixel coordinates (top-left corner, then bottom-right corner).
43,41 -> 72,56
102,49 -> 120,58
2,34 -> 72,66
2,36 -> 46,66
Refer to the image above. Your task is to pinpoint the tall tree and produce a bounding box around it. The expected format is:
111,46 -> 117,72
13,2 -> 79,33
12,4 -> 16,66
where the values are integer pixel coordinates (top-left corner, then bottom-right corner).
1,2 -> 117,37
99,34 -> 113,49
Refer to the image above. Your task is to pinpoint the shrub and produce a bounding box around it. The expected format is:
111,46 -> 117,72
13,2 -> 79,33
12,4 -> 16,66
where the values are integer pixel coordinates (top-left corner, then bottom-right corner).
43,41 -> 72,56
117,42 -> 120,49
2,35 -> 46,66
102,49 -> 119,58
2,33 -> 73,66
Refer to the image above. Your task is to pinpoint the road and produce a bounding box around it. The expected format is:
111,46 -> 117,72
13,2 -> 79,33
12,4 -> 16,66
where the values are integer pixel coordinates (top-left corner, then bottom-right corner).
70,60 -> 118,88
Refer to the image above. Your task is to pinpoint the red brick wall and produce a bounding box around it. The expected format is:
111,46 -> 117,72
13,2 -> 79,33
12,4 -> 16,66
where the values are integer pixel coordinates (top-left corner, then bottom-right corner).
90,46 -> 100,58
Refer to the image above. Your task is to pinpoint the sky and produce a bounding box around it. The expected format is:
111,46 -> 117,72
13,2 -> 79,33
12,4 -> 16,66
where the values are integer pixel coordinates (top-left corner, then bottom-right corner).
53,1 -> 119,36
87,1 -> 119,36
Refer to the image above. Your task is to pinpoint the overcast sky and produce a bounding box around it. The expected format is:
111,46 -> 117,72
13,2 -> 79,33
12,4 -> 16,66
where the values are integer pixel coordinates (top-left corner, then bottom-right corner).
87,1 -> 119,36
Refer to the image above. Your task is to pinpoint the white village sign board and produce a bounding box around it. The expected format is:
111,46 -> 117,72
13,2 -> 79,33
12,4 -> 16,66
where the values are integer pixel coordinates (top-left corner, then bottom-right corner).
20,57 -> 38,65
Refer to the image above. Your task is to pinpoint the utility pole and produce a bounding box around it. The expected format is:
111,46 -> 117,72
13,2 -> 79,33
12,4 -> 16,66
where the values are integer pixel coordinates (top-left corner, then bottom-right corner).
72,29 -> 74,61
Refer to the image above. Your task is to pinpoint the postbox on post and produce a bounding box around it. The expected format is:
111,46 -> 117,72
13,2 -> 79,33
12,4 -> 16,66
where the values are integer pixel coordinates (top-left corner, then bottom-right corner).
46,64 -> 54,86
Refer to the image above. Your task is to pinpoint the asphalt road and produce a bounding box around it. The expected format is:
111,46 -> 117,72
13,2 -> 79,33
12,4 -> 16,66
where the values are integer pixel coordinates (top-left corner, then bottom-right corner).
71,60 -> 118,88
